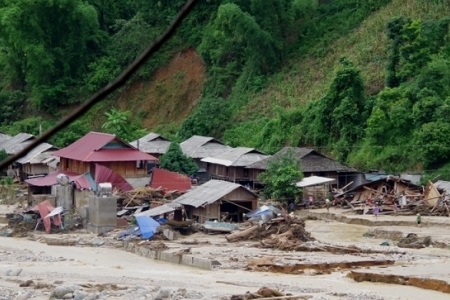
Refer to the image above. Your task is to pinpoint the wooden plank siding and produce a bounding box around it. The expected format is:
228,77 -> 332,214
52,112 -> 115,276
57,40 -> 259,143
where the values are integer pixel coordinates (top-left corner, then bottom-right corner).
22,163 -> 50,176
207,164 -> 251,182
59,158 -> 147,178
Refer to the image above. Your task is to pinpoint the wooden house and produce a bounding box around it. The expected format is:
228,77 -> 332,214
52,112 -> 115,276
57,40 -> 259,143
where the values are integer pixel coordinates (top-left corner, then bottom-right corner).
180,135 -> 231,170
0,132 -> 35,179
16,142 -> 58,180
173,180 -> 258,223
247,147 -> 362,190
130,132 -> 171,159
52,132 -> 158,179
202,147 -> 269,184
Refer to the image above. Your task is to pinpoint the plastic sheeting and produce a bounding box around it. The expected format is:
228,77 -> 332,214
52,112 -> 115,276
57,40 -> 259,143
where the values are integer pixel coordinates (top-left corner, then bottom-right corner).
135,215 -> 160,239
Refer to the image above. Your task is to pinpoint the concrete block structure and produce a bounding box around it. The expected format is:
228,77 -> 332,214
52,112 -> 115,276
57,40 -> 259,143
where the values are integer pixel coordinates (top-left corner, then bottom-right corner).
87,195 -> 117,234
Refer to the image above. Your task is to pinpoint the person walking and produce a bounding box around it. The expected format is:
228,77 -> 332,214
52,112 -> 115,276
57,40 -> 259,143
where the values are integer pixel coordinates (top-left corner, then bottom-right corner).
373,205 -> 380,219
416,213 -> 422,227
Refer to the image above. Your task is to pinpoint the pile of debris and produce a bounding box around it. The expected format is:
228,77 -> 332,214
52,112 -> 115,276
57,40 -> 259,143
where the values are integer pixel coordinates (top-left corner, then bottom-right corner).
397,233 -> 433,249
342,176 -> 450,217
230,286 -> 306,300
117,187 -> 184,207
225,214 -> 314,251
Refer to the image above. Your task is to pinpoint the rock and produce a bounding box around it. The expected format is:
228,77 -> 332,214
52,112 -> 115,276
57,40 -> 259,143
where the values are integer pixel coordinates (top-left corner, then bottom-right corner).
5,268 -> 22,276
19,280 -> 34,287
91,238 -> 104,247
154,288 -> 172,300
62,293 -> 73,299
73,290 -> 89,300
50,285 -> 78,299
14,292 -> 30,300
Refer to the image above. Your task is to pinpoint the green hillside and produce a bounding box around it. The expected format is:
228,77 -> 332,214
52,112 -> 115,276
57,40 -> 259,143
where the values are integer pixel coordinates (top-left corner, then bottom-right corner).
1,0 -> 450,178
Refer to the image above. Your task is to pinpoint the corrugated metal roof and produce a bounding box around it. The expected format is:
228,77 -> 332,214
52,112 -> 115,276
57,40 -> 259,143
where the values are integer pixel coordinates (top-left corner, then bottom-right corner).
150,168 -> 191,192
16,143 -> 57,164
130,132 -> 171,154
25,170 -> 96,190
0,133 -> 34,155
296,176 -> 336,187
246,147 -> 356,172
434,180 -> 450,195
247,147 -> 314,170
180,135 -> 231,158
0,132 -> 11,143
173,179 -> 255,208
135,203 -> 181,217
43,156 -> 60,169
53,132 -> 158,162
201,147 -> 269,167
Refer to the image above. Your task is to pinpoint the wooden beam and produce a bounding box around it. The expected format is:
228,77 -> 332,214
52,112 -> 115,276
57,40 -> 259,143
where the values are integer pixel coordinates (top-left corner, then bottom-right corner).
221,199 -> 252,212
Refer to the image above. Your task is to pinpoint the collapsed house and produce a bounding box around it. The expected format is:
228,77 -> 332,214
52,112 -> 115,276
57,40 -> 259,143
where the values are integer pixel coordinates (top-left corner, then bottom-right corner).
172,180 -> 258,223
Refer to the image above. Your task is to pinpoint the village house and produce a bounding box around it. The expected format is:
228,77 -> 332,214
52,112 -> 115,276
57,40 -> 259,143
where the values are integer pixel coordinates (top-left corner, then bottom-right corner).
180,135 -> 231,181
52,131 -> 158,187
180,135 -> 231,168
0,133 -> 38,179
172,179 -> 258,223
130,132 -> 171,159
201,147 -> 269,185
16,142 -> 58,180
0,131 -> 11,144
247,147 -> 363,190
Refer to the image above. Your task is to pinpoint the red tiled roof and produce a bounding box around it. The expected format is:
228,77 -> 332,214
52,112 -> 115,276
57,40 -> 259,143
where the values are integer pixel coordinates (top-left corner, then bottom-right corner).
150,168 -> 191,192
52,132 -> 158,162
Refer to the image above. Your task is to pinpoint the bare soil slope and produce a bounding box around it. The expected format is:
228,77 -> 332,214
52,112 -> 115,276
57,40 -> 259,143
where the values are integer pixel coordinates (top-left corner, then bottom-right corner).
115,49 -> 206,130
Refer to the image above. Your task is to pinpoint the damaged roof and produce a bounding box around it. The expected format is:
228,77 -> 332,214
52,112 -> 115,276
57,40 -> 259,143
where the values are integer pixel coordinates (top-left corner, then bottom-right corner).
247,147 -> 356,172
53,131 -> 158,162
180,135 -> 231,158
201,147 -> 269,167
130,132 -> 171,155
173,179 -> 256,208
0,133 -> 35,155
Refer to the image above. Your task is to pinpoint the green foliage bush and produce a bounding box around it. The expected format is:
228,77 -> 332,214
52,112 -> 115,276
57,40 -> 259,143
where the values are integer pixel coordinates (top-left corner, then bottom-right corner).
159,142 -> 198,176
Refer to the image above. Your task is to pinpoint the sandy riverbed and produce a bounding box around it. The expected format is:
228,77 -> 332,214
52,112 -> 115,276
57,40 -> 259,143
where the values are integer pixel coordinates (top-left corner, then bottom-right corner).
1,209 -> 450,299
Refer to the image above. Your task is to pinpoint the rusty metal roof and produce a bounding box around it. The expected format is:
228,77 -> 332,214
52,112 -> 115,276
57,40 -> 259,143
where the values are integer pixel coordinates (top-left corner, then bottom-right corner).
173,179 -> 257,208
180,135 -> 231,158
53,131 -> 158,162
201,147 -> 269,167
130,132 -> 171,154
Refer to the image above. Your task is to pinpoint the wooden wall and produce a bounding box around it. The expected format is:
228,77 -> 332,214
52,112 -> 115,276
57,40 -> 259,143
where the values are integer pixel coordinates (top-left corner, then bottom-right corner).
22,163 -> 50,176
60,158 -> 147,178
207,164 -> 251,182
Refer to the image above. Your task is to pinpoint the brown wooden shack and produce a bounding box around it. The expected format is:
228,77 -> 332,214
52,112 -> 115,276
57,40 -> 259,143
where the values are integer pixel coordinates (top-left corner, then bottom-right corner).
201,147 -> 269,184
172,179 -> 258,223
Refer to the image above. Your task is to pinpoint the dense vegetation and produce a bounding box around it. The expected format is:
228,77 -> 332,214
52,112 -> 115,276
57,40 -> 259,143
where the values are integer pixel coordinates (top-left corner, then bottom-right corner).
1,0 -> 450,178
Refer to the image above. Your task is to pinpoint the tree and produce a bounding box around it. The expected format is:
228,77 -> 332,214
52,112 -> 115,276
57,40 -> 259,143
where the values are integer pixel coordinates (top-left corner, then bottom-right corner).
159,142 -> 198,176
101,108 -> 146,142
259,150 -> 303,203
0,0 -> 102,109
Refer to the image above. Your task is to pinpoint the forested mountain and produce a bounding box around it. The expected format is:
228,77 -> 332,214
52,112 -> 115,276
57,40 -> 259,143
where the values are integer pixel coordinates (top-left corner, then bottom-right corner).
1,0 -> 450,179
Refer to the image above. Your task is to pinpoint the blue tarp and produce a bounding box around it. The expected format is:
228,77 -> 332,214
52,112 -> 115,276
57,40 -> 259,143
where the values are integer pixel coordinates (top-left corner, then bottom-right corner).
155,217 -> 168,225
135,215 -> 160,239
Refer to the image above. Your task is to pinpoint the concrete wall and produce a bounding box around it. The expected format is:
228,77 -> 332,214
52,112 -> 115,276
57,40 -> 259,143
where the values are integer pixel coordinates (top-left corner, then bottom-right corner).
52,185 -> 73,211
124,242 -> 214,270
74,190 -> 94,209
87,195 -> 117,234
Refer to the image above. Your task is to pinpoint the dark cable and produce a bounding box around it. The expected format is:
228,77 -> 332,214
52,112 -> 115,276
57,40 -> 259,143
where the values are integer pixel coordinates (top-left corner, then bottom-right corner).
0,0 -> 197,169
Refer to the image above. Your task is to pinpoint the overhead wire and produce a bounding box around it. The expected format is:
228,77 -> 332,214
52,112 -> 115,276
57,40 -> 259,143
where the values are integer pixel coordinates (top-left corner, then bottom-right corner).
0,0 -> 198,170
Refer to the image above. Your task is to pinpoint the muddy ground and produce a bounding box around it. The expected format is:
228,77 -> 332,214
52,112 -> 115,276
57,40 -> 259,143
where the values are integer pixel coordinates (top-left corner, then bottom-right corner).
1,208 -> 450,299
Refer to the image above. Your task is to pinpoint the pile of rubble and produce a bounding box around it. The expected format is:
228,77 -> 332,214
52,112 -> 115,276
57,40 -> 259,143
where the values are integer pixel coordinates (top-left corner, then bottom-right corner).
341,176 -> 450,217
225,214 -> 314,251
230,286 -> 306,300
117,187 -> 184,207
